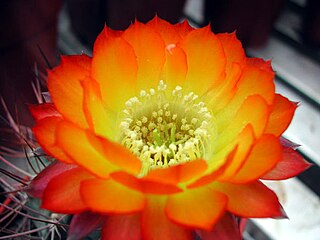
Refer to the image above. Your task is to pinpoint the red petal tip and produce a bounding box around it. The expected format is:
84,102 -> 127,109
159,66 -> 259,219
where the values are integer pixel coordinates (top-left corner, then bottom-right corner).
26,162 -> 76,198
292,101 -> 300,107
273,205 -> 289,220
280,137 -> 300,149
68,212 -> 105,240
28,103 -> 60,121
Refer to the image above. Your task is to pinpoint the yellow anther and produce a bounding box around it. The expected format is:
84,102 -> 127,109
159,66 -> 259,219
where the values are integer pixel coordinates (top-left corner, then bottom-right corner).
119,81 -> 214,176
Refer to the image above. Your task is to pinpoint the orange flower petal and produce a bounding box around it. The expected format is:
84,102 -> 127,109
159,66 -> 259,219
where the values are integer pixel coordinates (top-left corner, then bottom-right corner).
237,59 -> 275,105
142,196 -> 193,240
230,134 -> 282,183
92,28 -> 138,112
41,167 -> 91,213
197,213 -> 241,240
80,178 -> 145,214
165,187 -> 227,231
179,26 -> 226,95
110,171 -> 182,195
212,181 -> 285,218
97,137 -> 142,175
122,21 -> 165,90
163,44 -> 188,88
216,60 -> 275,130
32,117 -> 73,163
217,95 -> 270,150
55,120 -> 117,178
207,62 -> 242,113
207,33 -> 245,113
217,32 -> 246,70
147,17 -> 181,45
102,214 -> 141,240
215,125 -> 255,181
48,55 -> 91,128
262,144 -> 311,180
81,79 -> 116,139
145,159 -> 207,185
174,20 -> 194,38
188,146 -> 238,189
29,103 -> 60,121
265,94 -> 297,137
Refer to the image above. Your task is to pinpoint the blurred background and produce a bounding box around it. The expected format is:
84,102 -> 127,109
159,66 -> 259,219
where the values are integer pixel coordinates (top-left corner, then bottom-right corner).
0,0 -> 319,239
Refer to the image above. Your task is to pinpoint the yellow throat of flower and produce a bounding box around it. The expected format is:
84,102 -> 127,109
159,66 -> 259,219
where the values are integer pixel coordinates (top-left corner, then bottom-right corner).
119,80 -> 216,175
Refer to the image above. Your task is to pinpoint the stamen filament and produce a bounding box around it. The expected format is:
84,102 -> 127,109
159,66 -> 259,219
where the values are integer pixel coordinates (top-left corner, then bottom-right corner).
119,80 -> 214,175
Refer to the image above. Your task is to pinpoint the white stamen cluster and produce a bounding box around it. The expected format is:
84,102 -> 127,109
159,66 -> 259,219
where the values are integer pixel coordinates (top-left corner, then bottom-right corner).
119,80 -> 214,175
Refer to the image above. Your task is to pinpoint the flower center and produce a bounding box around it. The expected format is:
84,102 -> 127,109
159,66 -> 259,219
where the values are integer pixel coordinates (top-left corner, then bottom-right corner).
119,81 -> 215,175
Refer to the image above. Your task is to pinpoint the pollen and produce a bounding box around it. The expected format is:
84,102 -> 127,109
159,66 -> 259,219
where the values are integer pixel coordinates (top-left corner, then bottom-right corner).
119,80 -> 216,175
